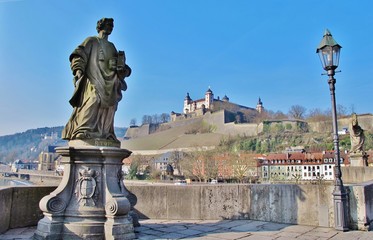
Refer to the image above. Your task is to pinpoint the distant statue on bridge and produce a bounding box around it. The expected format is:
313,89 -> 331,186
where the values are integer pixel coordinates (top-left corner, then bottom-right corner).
62,18 -> 131,143
349,113 -> 365,153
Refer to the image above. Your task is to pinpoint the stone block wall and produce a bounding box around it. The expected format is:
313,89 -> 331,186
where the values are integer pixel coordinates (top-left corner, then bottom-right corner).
0,186 -> 56,234
341,167 -> 373,184
126,184 -> 334,226
1,182 -> 373,233
126,182 -> 373,230
0,188 -> 12,234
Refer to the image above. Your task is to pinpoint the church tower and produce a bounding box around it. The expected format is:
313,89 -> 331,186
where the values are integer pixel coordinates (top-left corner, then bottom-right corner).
256,97 -> 264,113
205,88 -> 214,110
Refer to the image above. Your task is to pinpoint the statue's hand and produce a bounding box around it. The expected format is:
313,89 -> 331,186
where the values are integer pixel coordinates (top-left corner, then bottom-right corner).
117,65 -> 131,80
76,69 -> 83,79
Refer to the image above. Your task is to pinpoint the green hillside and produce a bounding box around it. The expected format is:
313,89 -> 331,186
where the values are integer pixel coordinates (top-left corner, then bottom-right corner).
0,126 -> 127,163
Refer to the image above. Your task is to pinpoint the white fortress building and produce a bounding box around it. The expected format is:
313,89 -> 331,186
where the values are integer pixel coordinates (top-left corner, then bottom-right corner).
171,88 -> 264,123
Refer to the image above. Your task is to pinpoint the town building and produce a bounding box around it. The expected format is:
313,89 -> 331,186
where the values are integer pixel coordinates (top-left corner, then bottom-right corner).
38,146 -> 60,171
257,150 -> 349,182
11,159 -> 38,171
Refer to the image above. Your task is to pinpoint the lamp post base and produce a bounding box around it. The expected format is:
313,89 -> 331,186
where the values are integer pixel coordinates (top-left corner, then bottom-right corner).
333,187 -> 349,231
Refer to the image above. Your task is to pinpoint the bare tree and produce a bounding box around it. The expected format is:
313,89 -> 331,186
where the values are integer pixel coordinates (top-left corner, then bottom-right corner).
288,105 -> 307,119
160,113 -> 170,123
129,118 -> 137,126
307,108 -> 330,122
142,115 -> 152,125
272,110 -> 288,120
180,152 -> 202,181
202,151 -> 219,181
152,114 -> 161,124
337,104 -> 348,118
131,154 -> 151,175
229,153 -> 257,183
350,104 -> 356,114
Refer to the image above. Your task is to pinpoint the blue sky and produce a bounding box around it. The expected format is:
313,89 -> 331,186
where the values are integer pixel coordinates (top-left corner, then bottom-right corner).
1,0 -> 373,136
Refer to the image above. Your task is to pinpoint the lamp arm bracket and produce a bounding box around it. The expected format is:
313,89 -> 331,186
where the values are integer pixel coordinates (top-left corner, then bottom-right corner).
321,70 -> 342,76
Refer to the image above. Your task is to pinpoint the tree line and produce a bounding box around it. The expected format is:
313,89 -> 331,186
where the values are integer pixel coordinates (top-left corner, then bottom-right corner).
126,149 -> 259,183
257,104 -> 353,122
130,113 -> 170,126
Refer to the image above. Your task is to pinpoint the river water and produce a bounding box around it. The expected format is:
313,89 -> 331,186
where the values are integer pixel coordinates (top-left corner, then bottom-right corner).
0,178 -> 32,188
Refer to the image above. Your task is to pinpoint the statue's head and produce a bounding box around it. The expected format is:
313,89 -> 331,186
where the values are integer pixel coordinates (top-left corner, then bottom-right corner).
96,18 -> 114,34
352,113 -> 358,125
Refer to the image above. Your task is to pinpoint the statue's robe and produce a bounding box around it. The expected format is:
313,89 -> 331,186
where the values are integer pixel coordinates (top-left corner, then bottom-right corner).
62,36 -> 128,141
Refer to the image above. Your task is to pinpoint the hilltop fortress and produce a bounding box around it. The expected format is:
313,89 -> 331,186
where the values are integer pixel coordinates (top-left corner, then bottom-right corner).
170,88 -> 264,122
125,88 -> 266,139
123,88 -> 373,149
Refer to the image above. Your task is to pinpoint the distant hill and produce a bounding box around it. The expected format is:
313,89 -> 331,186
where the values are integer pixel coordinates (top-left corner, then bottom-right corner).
0,126 -> 127,163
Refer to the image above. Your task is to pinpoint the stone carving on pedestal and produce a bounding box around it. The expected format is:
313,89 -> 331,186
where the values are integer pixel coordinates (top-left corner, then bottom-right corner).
34,17 -> 137,240
349,113 -> 368,167
75,168 -> 99,207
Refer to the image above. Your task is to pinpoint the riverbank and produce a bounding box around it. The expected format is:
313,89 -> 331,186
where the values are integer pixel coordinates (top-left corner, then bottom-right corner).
0,174 -> 62,187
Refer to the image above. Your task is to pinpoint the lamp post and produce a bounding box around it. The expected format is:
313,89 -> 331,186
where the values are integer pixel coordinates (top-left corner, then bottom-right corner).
316,29 -> 349,231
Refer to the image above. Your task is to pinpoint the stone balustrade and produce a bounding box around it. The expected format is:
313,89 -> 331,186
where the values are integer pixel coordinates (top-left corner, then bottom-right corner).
1,182 -> 373,234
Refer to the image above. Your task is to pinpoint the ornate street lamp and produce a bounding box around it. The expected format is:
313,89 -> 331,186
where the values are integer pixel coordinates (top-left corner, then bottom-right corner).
317,29 -> 349,231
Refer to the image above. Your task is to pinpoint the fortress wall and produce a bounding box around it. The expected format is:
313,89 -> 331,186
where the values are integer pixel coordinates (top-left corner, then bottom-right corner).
162,116 -> 204,129
137,124 -> 151,136
308,114 -> 373,133
308,121 -> 333,133
202,110 -> 227,131
124,127 -> 139,139
216,122 -> 258,136
124,124 -> 151,139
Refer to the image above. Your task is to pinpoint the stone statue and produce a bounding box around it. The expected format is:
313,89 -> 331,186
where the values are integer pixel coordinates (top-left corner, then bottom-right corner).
35,18 -> 137,239
350,113 -> 365,153
62,18 -> 131,143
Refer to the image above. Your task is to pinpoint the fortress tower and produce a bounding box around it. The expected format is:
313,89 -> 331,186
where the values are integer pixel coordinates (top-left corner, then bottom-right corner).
205,88 -> 213,110
184,93 -> 192,113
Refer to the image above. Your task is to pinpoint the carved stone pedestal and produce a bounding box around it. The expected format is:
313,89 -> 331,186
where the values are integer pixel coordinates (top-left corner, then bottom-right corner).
349,152 -> 368,167
34,143 -> 136,240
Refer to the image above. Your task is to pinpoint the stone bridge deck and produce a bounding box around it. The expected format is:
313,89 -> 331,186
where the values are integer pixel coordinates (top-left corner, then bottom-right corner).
1,219 -> 373,240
